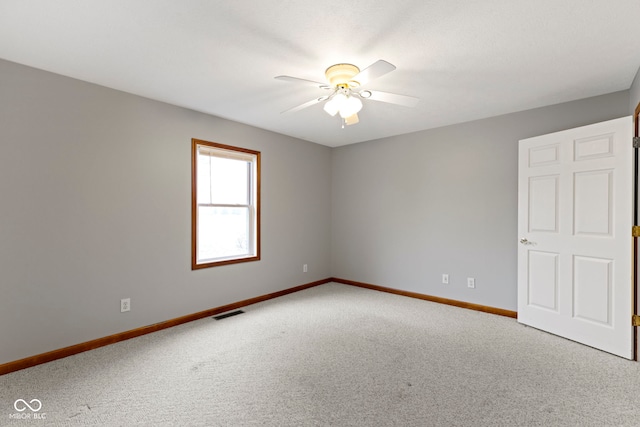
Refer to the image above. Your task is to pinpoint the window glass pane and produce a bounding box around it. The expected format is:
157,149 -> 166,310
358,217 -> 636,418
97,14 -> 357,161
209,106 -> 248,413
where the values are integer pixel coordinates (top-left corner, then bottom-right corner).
209,156 -> 249,205
197,153 -> 211,204
198,206 -> 250,262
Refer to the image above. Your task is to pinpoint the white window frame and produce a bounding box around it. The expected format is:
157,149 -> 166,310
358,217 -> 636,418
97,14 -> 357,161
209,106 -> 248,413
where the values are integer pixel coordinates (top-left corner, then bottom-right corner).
192,139 -> 260,269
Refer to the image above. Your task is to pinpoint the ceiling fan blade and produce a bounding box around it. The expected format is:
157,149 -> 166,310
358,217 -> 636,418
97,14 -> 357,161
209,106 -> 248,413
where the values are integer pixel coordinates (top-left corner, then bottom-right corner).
281,96 -> 329,114
352,60 -> 396,86
275,75 -> 330,89
364,90 -> 419,108
344,113 -> 359,125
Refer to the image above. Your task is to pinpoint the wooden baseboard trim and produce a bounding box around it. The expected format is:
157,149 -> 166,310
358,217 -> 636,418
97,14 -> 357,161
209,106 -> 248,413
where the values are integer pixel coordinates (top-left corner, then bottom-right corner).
0,278 -> 331,376
331,277 -> 517,319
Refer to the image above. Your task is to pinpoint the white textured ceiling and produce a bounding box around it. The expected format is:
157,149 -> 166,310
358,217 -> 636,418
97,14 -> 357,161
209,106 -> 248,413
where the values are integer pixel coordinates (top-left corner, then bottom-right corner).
1,0 -> 639,147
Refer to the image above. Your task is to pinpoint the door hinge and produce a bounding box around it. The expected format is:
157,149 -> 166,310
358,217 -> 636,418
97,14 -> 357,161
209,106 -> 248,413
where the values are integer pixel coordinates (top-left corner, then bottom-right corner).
634,137 -> 640,149
633,315 -> 640,327
633,226 -> 640,238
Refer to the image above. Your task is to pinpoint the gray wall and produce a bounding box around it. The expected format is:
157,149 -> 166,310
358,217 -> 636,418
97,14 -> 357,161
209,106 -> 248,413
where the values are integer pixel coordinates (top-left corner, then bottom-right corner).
1,56 -> 635,366
631,65 -> 640,113
0,59 -> 332,365
331,91 -> 630,311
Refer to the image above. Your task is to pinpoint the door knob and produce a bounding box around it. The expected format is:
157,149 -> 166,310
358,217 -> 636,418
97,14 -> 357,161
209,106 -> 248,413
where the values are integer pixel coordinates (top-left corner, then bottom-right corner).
520,238 -> 530,244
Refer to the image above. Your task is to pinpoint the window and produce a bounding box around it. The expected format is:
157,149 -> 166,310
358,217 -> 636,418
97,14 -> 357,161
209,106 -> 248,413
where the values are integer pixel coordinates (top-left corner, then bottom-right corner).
192,139 -> 260,269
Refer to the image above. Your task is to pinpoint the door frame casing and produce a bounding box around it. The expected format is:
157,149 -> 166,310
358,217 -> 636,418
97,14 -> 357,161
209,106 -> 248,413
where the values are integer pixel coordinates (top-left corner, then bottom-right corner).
634,103 -> 640,361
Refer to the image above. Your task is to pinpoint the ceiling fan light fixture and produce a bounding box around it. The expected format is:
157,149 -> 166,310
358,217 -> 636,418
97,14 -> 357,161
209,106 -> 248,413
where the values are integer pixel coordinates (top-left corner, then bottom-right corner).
277,60 -> 414,127
338,95 -> 362,118
323,93 -> 346,116
323,100 -> 339,116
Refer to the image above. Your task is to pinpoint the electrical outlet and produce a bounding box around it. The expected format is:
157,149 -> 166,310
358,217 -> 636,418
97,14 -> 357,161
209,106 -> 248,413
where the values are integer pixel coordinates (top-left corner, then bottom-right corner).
303,264 -> 308,273
442,274 -> 449,284
467,278 -> 476,289
120,298 -> 131,312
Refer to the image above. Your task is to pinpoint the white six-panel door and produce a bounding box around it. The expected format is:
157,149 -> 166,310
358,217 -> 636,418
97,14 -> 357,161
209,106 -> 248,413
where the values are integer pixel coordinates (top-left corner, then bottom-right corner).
518,116 -> 633,359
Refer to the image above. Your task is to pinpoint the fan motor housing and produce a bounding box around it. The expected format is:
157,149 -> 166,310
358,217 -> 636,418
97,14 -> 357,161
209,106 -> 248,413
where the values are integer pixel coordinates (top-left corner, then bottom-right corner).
325,63 -> 360,87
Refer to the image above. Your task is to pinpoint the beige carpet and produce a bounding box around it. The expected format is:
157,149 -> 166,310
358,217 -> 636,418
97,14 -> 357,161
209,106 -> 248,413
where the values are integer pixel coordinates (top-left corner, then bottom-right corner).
2,282 -> 640,426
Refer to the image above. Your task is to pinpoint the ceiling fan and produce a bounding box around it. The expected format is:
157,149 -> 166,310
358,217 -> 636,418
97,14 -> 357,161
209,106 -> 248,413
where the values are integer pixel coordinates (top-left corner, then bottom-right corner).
275,60 -> 419,126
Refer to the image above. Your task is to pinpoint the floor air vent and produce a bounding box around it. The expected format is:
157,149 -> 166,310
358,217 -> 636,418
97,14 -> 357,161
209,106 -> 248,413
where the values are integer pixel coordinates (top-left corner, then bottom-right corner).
213,310 -> 245,320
